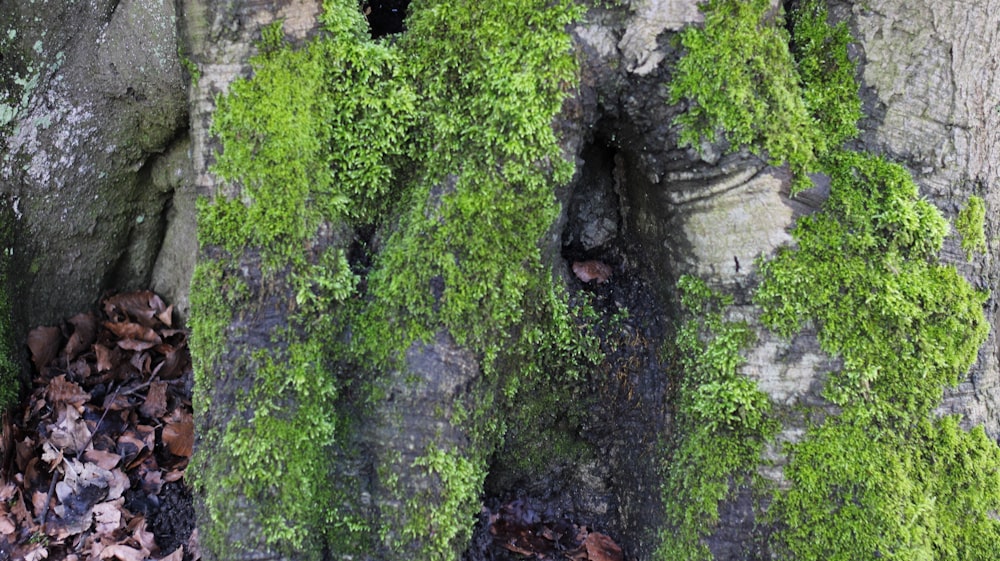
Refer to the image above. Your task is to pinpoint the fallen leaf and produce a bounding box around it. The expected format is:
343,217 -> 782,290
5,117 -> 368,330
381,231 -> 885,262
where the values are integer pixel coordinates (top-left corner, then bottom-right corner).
157,304 -> 174,328
103,291 -> 166,328
98,544 -> 146,561
23,545 -> 48,561
48,406 -> 93,453
28,326 -> 61,373
41,441 -> 64,469
129,517 -> 158,552
83,448 -> 122,471
64,313 -> 97,361
0,514 -> 14,535
46,375 -> 90,406
162,410 -> 193,458
94,344 -> 114,372
93,499 -> 123,535
163,469 -> 185,483
187,528 -> 202,561
139,381 -> 168,419
103,322 -> 161,345
117,338 -> 158,352
106,469 -> 129,502
10,488 -> 32,527
580,532 -> 623,561
31,489 -> 49,519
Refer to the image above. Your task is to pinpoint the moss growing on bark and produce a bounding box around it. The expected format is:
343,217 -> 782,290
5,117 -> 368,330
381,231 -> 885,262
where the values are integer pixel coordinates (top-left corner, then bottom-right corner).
756,152 -> 995,560
669,0 -> 859,192
0,196 -> 20,410
657,276 -> 776,561
189,0 -> 593,558
956,194 -> 987,261
667,1 -> 998,559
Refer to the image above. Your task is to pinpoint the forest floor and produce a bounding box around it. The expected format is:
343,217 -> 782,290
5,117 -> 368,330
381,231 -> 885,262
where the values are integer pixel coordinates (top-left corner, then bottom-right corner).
0,291 -> 197,561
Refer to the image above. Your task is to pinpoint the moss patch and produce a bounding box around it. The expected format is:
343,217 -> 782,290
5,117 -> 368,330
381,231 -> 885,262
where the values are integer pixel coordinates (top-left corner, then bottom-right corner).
666,1 -> 998,559
956,194 -> 987,261
189,0 -> 595,558
756,152 -> 995,559
669,0 -> 859,192
657,276 -> 776,561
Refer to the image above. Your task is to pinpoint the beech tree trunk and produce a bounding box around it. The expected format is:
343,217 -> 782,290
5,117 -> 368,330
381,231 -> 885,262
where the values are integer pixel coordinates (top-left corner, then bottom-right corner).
3,1 -> 1000,560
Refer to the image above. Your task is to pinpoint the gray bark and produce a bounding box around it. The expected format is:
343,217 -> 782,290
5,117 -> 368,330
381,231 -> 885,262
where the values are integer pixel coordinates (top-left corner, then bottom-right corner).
3,0 -> 1000,560
0,0 -> 188,329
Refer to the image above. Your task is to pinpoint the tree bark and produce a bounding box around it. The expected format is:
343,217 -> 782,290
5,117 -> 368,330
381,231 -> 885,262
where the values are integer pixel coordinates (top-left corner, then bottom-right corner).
4,1 -> 1000,560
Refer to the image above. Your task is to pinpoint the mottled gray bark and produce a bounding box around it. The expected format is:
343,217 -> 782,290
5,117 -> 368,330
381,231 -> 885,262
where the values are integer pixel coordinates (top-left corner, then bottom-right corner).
0,0 -> 188,330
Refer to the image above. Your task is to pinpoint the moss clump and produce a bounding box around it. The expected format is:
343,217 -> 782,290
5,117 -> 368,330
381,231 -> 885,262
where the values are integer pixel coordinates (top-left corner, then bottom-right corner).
956,194 -> 987,261
755,152 -> 994,559
755,152 -> 988,415
657,276 -> 776,561
669,0 -> 859,192
0,196 -> 20,410
669,2 -> 998,558
190,2 -> 406,556
774,412 -> 1000,560
190,0 -> 593,558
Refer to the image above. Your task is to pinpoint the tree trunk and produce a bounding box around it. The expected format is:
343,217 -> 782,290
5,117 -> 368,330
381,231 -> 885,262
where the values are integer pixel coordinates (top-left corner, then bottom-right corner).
4,1 -> 1000,560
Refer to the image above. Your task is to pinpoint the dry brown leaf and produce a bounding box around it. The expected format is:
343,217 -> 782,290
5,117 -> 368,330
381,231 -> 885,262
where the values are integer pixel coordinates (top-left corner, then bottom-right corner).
117,339 -> 158,352
117,432 -> 148,466
31,489 -> 49,518
580,532 -> 623,561
48,406 -> 93,453
163,469 -> 185,483
103,321 -> 161,345
94,344 -> 114,372
23,545 -> 48,561
162,410 -> 193,458
15,436 -> 36,473
157,304 -> 174,328
98,544 -> 146,561
107,468 -> 130,502
64,313 -> 97,361
0,514 -> 14,535
152,346 -> 185,380
41,441 -> 64,470
187,528 -> 202,561
93,499 -> 123,535
103,291 -> 166,328
139,381 -> 168,419
130,351 -> 150,374
83,448 -> 122,471
129,516 -> 158,552
46,375 -> 90,406
28,325 -> 61,373
10,488 -> 32,527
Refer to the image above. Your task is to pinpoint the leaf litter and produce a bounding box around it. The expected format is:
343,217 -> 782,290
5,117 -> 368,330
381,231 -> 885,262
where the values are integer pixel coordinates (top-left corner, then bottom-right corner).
1,291 -> 198,561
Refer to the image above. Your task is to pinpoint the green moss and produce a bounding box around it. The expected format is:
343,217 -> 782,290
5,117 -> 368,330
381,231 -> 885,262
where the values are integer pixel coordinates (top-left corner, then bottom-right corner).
773,412 -> 1000,560
755,152 -> 987,416
956,195 -> 987,261
406,446 -> 487,560
669,0 -> 859,192
660,1 -> 998,558
754,152 -> 995,559
0,196 -> 20,410
190,0 -> 594,558
657,276 -> 776,561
